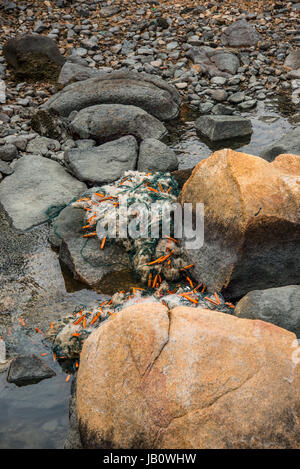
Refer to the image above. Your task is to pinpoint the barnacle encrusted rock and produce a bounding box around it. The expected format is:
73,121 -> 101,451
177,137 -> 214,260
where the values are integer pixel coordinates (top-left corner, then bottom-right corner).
179,150 -> 300,298
77,303 -> 300,449
40,70 -> 181,120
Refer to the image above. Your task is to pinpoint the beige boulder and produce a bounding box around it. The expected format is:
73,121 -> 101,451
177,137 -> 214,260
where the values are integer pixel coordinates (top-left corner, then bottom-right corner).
178,149 -> 300,298
77,303 -> 300,449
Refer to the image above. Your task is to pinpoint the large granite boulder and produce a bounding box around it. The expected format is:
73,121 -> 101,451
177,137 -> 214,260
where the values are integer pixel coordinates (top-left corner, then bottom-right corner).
0,154 -> 86,231
138,139 -> 178,173
235,285 -> 300,337
69,104 -> 166,143
221,20 -> 262,47
40,70 -> 181,120
65,136 -> 138,185
260,127 -> 300,161
77,303 -> 300,449
3,34 -> 65,81
179,150 -> 300,298
195,115 -> 252,142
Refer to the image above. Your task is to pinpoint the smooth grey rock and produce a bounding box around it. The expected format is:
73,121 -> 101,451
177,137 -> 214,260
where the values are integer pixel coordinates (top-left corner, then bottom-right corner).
260,128 -> 300,161
0,160 -> 13,175
60,233 -> 131,289
211,89 -> 228,102
41,70 -> 181,121
221,20 -> 262,47
3,34 -> 65,81
0,144 -> 18,161
211,104 -> 234,115
235,286 -> 300,337
238,99 -> 257,111
69,104 -> 166,142
58,61 -> 102,86
4,135 -> 28,151
0,154 -> 86,231
195,115 -> 253,142
187,47 -> 240,77
27,136 -> 60,155
228,91 -> 245,104
138,138 -> 178,172
49,204 -> 85,248
65,136 -> 138,185
284,50 -> 300,70
7,354 -> 56,386
199,102 -> 214,114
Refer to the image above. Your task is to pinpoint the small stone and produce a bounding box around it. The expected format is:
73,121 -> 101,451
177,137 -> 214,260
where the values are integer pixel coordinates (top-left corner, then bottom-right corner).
7,354 -> 56,386
211,89 -> 228,102
0,144 -> 18,162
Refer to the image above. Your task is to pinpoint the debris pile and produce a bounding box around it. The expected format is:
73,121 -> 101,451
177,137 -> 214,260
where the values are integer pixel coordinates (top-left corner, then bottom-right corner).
72,170 -> 188,284
48,285 -> 235,360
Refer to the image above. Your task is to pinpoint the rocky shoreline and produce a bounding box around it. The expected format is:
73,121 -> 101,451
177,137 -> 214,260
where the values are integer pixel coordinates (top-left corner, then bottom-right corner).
0,0 -> 299,450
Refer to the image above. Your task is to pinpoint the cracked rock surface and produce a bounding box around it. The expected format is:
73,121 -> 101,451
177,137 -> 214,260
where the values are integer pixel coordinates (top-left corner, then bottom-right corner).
77,303 -> 300,449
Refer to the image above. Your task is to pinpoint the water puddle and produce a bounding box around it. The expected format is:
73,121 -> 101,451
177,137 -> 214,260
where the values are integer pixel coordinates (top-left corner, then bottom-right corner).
166,97 -> 296,169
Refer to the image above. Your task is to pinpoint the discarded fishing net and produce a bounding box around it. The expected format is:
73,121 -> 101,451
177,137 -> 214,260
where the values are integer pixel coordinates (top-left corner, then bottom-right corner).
72,170 -> 189,285
47,286 -> 235,360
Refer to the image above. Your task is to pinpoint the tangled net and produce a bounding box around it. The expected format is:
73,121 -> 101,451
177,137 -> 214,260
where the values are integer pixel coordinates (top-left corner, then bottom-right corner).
72,170 -> 188,285
47,285 -> 235,360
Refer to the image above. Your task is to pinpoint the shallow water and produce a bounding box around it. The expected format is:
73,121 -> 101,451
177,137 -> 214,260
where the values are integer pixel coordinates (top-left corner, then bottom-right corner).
166,97 -> 296,169
0,94 -> 297,449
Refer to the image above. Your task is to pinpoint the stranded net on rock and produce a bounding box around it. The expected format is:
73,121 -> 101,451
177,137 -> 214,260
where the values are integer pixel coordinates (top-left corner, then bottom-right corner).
48,286 -> 235,361
47,171 -> 235,361
72,170 -> 188,284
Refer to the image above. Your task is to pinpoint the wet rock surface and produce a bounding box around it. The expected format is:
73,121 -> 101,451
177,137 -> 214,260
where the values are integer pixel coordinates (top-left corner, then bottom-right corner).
195,115 -> 253,142
260,127 -> 300,161
7,354 -> 56,386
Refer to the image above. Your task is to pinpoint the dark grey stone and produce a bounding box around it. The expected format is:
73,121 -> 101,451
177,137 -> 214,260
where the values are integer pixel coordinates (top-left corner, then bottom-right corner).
0,143 -> 18,161
187,47 -> 240,77
138,138 -> 178,172
221,20 -> 262,47
195,115 -> 253,142
69,104 -> 166,142
260,128 -> 300,161
41,70 -> 181,121
235,286 -> 300,337
65,136 -> 138,185
7,354 -> 56,386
